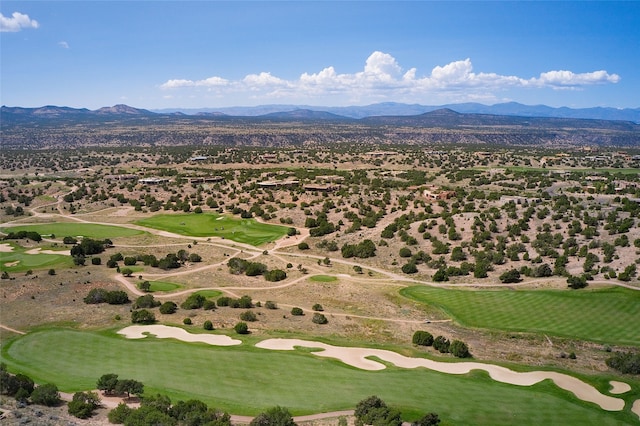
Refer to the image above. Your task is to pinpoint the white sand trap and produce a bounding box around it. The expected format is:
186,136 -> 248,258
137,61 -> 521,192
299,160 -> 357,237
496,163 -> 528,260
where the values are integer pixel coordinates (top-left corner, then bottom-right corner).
216,216 -> 224,220
118,325 -> 242,346
633,399 -> 640,420
609,381 -> 631,394
256,338 -> 626,412
4,261 -> 19,267
25,248 -> 70,255
0,243 -> 15,253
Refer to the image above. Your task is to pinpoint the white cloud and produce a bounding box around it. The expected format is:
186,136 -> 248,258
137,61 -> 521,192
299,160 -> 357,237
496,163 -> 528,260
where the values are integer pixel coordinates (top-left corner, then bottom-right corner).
159,51 -> 620,104
58,41 -> 69,49
533,69 -> 620,88
0,12 -> 39,32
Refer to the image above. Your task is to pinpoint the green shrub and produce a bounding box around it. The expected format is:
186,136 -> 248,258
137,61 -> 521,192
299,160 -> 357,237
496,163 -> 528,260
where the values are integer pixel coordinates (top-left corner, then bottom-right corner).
312,313 -> 328,324
291,307 -> 304,316
412,331 -> 434,346
240,310 -> 257,322
203,320 -> 213,330
234,322 -> 249,334
450,340 -> 471,358
159,301 -> 178,314
433,336 -> 450,353
183,317 -> 192,325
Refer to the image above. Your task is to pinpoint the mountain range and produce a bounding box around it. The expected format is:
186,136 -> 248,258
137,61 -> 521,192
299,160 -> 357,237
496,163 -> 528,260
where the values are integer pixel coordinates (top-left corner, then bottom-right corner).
2,102 -> 639,123
153,101 -> 640,122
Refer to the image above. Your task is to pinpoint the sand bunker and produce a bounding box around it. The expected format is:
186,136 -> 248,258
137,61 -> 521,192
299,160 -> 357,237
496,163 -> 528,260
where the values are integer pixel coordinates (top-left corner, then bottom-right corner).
118,325 -> 242,346
633,399 -> 640,420
609,381 -> 631,394
256,338 -> 627,412
25,248 -> 70,255
4,261 -> 20,267
0,243 -> 15,253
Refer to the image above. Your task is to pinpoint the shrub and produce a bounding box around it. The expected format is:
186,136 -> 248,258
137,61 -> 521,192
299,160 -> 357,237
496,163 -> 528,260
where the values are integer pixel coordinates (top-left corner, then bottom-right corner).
31,383 -> 60,406
265,300 -> 278,309
203,299 -> 217,310
312,313 -> 328,324
412,331 -> 434,346
159,301 -> 178,314
401,262 -> 418,274
68,391 -> 100,419
217,296 -> 232,307
567,275 -> 588,289
312,303 -> 324,311
499,269 -> 521,283
399,247 -> 412,258
131,309 -> 156,324
183,317 -> 192,325
234,322 -> 249,334
203,320 -> 213,330
91,257 -> 101,265
291,307 -> 304,316
297,242 -> 310,250
124,257 -> 137,266
181,293 -> 206,309
250,406 -> 296,426
245,262 -> 267,276
450,340 -> 471,358
432,268 -> 448,282
606,351 -> 640,374
240,310 -> 257,322
264,269 -> 287,282
433,336 -> 450,353
134,294 -> 160,309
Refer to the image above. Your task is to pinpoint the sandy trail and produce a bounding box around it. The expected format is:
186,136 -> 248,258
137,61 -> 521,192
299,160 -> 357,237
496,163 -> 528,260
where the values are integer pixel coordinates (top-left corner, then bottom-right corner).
256,338 -> 627,412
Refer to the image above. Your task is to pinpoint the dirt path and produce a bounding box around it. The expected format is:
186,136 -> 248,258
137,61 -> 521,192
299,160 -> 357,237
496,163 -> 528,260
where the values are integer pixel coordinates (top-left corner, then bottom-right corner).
0,324 -> 26,335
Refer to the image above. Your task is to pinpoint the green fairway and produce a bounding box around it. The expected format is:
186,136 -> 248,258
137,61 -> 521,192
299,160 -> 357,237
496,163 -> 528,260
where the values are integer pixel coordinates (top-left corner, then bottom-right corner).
135,213 -> 289,245
401,286 -> 640,346
0,242 -> 72,272
2,329 -> 636,425
1,223 -> 143,239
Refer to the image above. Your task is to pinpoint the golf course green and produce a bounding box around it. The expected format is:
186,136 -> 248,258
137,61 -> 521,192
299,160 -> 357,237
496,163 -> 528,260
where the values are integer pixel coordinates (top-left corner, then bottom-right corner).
135,213 -> 289,246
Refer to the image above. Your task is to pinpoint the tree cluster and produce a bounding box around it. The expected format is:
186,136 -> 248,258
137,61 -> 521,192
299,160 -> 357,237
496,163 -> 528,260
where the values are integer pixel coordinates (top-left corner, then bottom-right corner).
1,364 -> 62,409
605,351 -> 640,375
108,392 -> 231,426
84,288 -> 130,305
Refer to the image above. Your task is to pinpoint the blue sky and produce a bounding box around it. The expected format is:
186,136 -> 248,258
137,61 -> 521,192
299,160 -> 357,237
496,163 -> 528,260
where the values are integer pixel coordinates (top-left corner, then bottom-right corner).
1,1 -> 638,109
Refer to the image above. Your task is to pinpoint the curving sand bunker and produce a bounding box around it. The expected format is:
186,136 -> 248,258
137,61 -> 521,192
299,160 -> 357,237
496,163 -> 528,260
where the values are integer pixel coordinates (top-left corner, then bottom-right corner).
256,338 -> 628,412
118,325 -> 242,346
609,380 -> 631,394
0,243 -> 15,252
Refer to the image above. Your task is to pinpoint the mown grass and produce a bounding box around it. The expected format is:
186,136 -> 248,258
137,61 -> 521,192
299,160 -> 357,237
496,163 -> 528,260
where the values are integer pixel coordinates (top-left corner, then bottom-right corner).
194,289 -> 222,298
401,286 -> 640,346
1,329 -> 636,425
0,242 -> 72,272
309,275 -> 338,282
135,213 -> 289,246
0,223 -> 143,239
145,281 -> 182,292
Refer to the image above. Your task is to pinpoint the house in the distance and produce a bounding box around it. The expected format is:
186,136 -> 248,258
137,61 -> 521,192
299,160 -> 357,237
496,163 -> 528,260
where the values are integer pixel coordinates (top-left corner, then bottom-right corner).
423,186 -> 456,201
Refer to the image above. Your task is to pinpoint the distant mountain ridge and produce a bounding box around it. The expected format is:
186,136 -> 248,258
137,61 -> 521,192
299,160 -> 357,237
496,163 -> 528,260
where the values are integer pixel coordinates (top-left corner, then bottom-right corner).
2,102 -> 639,123
152,101 -> 640,122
